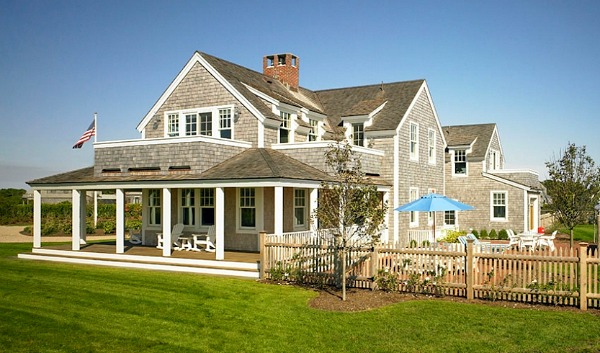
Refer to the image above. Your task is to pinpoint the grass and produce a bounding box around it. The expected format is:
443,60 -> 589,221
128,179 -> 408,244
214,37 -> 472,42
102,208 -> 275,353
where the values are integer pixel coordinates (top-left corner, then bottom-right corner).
559,224 -> 597,243
1,243 -> 600,352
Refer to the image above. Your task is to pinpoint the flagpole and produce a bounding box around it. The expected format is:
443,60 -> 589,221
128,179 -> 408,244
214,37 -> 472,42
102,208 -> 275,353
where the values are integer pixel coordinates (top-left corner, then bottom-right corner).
94,112 -> 98,143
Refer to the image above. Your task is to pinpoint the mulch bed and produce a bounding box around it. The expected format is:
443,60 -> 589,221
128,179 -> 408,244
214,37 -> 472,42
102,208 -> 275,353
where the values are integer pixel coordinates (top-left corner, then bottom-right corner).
301,285 -> 599,315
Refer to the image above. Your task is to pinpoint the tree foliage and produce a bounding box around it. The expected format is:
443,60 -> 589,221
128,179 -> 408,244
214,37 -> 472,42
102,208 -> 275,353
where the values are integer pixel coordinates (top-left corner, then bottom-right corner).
313,139 -> 387,300
545,143 -> 600,247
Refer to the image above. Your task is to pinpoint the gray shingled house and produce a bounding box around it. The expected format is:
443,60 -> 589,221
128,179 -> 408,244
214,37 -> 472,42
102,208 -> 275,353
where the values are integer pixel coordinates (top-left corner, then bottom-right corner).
27,51 -> 449,259
443,123 -> 544,234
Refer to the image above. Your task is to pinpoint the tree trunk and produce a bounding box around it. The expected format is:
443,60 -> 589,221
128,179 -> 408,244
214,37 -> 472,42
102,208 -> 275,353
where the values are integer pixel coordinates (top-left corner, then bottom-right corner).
341,247 -> 346,301
570,228 -> 574,248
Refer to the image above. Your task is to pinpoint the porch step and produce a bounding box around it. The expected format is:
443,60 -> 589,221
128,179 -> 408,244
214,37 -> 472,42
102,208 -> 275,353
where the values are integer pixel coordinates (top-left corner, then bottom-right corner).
18,249 -> 260,279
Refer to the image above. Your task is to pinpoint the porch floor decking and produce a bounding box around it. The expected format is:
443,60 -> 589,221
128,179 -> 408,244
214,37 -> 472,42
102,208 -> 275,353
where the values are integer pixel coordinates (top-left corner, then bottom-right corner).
19,241 -> 261,278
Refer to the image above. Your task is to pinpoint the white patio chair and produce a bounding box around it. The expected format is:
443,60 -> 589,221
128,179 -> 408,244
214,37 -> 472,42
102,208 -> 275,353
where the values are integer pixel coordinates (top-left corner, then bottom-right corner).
156,223 -> 185,250
507,229 -> 520,249
538,230 -> 557,252
191,225 -> 216,252
518,233 -> 538,251
129,229 -> 142,245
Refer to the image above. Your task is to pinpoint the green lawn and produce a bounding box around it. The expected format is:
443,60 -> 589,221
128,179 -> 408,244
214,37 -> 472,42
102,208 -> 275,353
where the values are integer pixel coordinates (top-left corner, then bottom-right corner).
1,243 -> 599,353
559,224 -> 597,243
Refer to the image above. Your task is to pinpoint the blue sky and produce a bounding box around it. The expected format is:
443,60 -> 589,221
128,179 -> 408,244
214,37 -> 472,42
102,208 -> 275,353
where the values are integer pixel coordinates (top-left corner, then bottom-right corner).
1,0 -> 599,189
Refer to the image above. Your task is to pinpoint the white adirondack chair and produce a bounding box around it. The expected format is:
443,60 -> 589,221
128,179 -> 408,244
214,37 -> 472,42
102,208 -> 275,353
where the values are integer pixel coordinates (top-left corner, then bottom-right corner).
156,223 -> 185,250
192,225 -> 216,252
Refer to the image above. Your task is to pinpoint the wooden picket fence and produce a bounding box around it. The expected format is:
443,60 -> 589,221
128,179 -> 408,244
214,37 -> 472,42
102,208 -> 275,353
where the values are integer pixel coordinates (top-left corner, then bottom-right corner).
259,232 -> 600,311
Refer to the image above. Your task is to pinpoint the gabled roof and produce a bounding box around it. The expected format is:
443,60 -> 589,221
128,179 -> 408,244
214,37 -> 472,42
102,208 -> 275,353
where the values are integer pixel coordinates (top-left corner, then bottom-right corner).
442,123 -> 497,159
138,51 -> 432,136
315,80 -> 425,132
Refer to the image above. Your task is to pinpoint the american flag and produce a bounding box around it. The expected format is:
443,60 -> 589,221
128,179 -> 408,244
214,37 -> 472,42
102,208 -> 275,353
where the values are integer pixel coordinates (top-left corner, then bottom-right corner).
72,120 -> 96,149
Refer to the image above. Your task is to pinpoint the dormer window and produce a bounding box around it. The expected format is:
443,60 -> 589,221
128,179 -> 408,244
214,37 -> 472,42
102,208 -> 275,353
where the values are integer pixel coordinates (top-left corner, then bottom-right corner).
454,149 -> 467,175
352,123 -> 364,147
308,119 -> 319,141
279,111 -> 291,143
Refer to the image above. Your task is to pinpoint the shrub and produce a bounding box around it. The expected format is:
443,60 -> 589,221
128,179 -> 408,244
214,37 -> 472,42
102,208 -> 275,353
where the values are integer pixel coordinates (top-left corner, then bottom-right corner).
471,229 -> 479,238
375,268 -> 398,292
439,229 -> 466,243
101,220 -> 116,234
409,239 -> 418,248
498,229 -> 508,240
480,229 -> 488,239
489,229 -> 498,239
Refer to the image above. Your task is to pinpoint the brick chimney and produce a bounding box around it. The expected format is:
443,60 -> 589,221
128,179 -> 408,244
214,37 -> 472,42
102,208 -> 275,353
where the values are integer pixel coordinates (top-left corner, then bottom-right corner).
263,53 -> 299,89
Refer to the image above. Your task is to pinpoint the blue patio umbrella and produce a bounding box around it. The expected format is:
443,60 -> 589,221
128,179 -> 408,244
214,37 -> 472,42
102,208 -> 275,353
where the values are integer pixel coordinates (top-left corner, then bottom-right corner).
395,193 -> 474,238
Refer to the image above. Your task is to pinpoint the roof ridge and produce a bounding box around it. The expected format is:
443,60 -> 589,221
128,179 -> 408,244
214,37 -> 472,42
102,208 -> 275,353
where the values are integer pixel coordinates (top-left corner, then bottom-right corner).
258,148 -> 282,177
314,79 -> 425,93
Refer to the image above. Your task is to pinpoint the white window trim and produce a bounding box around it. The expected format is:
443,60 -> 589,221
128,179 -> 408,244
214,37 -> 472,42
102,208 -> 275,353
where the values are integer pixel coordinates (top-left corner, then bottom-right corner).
428,128 -> 436,165
293,188 -> 307,229
427,188 -> 436,226
409,122 -> 419,161
146,189 -> 162,227
451,149 -> 468,177
164,105 -> 235,140
490,190 -> 508,222
198,188 -> 215,227
409,187 -> 419,227
278,110 -> 294,144
488,149 -> 500,171
236,187 -> 264,232
179,189 -> 196,227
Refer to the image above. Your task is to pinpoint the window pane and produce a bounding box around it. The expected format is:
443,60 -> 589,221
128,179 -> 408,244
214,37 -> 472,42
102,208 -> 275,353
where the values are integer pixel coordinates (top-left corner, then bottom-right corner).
219,108 -> 232,139
201,208 -> 215,226
353,123 -> 364,147
295,207 -> 305,226
199,112 -> 212,136
168,114 -> 179,137
186,114 -> 197,136
241,208 -> 256,227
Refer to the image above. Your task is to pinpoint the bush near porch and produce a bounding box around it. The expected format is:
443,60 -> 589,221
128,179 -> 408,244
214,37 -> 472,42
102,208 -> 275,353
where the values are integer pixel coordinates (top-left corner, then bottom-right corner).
15,202 -> 142,236
1,243 -> 599,353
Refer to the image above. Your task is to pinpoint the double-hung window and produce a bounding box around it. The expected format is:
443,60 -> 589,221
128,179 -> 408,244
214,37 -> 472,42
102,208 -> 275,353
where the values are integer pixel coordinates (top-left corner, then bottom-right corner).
148,189 -> 161,226
199,112 -> 212,136
294,189 -> 306,227
445,211 -> 456,226
491,191 -> 507,221
181,189 -> 195,226
454,150 -> 467,175
353,123 -> 364,147
428,129 -> 436,164
240,188 -> 256,228
308,119 -> 318,141
199,188 -> 215,226
185,113 -> 197,136
167,114 -> 179,137
279,111 -> 291,143
219,108 -> 232,139
410,122 -> 419,160
409,187 -> 419,226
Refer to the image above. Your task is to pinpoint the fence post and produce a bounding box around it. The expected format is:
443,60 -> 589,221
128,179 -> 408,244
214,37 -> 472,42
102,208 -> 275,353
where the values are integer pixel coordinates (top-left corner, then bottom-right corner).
370,246 -> 379,290
579,242 -> 588,311
466,238 -> 474,300
259,231 -> 267,279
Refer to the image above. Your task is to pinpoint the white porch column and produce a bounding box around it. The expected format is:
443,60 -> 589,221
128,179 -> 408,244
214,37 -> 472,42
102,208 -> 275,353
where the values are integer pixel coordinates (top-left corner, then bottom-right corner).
116,189 -> 125,254
382,191 -> 390,243
274,186 -> 284,235
33,190 -> 42,248
71,189 -> 85,251
162,188 -> 172,257
310,188 -> 318,231
216,187 -> 225,260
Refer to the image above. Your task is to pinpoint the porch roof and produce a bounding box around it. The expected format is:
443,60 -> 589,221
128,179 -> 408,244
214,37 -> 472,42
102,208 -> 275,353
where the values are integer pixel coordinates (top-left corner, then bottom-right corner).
27,148 -> 337,187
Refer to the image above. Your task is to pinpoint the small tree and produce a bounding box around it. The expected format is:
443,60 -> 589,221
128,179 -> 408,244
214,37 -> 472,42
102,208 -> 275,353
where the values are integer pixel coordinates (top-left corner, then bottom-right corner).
545,143 -> 600,247
313,139 -> 387,300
